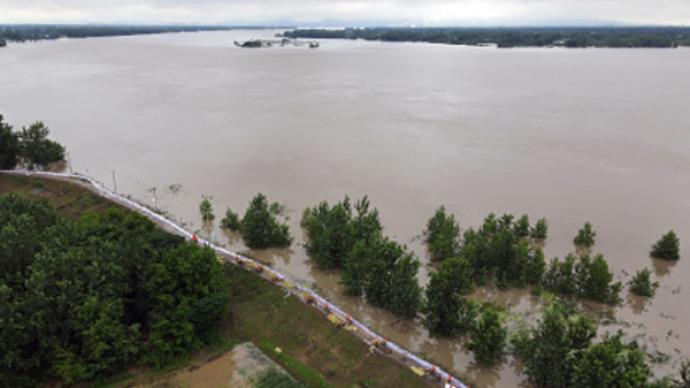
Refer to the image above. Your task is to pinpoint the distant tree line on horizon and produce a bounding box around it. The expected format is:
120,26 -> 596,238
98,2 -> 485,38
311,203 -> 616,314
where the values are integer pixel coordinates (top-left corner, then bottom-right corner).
0,24 -> 235,44
283,27 -> 690,48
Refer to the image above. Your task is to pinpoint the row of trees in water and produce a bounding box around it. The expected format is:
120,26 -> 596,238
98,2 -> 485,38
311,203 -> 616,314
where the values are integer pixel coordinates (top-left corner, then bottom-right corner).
0,115 -> 65,170
0,195 -> 227,386
206,193 -> 684,380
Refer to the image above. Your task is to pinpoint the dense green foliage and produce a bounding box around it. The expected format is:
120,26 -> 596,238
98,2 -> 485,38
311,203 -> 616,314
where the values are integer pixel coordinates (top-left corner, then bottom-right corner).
543,254 -> 621,304
344,235 -> 422,318
284,27 -> 690,48
0,194 -> 227,386
651,231 -> 680,261
0,116 -> 65,169
531,218 -> 548,240
468,307 -> 506,366
460,213 -> 546,287
221,207 -> 241,230
574,222 -> 596,248
424,206 -> 460,261
423,257 -> 476,336
513,301 -> 660,387
0,24 -> 233,43
241,193 -> 292,249
254,369 -> 305,388
0,115 -> 19,169
199,196 -> 215,221
301,196 -> 381,269
629,268 -> 658,298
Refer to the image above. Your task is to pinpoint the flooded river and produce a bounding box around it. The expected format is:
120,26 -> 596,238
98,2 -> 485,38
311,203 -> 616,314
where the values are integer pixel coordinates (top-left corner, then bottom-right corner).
1,30 -> 689,386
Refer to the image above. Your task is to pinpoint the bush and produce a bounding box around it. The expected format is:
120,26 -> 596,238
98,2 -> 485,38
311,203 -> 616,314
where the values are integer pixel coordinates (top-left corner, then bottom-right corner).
574,222 -> 596,248
629,268 -> 658,297
424,257 -> 476,336
424,206 -> 460,261
469,307 -> 506,366
240,193 -> 292,249
221,207 -> 241,230
199,197 -> 214,221
651,231 -> 680,261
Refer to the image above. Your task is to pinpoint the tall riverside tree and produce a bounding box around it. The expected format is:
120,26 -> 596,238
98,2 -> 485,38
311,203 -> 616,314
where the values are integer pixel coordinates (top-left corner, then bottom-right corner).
240,193 -> 292,249
650,231 -> 680,261
424,257 -> 476,336
530,218 -> 548,240
18,121 -> 65,169
543,254 -> 621,304
199,197 -> 214,221
469,307 -> 506,366
424,206 -> 461,261
220,208 -> 241,230
574,222 -> 596,248
0,115 -> 18,169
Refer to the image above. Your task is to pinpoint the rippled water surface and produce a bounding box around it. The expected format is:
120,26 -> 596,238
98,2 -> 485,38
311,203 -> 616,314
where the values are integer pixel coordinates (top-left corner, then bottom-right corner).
1,30 -> 689,386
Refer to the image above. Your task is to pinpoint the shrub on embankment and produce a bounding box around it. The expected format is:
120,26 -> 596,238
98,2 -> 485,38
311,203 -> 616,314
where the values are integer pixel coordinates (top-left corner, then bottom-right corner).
0,193 -> 227,386
0,114 -> 65,170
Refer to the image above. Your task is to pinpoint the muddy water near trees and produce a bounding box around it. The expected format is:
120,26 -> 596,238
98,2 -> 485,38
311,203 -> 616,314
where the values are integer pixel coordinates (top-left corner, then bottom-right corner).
2,30 -> 690,387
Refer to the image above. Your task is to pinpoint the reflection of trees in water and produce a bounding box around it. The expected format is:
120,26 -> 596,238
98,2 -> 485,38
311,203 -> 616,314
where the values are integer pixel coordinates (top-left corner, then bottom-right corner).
464,359 -> 502,388
626,293 -> 650,315
651,257 -> 676,277
221,228 -> 242,245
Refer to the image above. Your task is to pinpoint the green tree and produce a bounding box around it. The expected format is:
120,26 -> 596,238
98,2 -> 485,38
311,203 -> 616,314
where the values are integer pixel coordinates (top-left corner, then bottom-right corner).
254,368 -> 306,388
651,231 -> 680,261
530,218 -> 548,240
424,257 -> 476,336
512,302 -> 596,387
513,214 -> 530,239
469,307 -> 506,365
302,198 -> 354,268
17,121 -> 65,169
629,268 -> 658,297
221,207 -> 241,230
348,235 -> 422,319
241,193 -> 292,249
571,333 -> 651,388
424,206 -> 461,261
199,197 -> 214,221
544,254 -> 620,304
0,115 -> 19,169
574,222 -> 596,248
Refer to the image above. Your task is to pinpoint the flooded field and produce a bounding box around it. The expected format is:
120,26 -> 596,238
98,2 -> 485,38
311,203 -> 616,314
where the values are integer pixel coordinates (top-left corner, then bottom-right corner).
1,30 -> 689,387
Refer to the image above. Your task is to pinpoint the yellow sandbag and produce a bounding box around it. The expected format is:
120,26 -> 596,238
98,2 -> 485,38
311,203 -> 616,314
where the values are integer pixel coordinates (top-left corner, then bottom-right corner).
410,366 -> 426,377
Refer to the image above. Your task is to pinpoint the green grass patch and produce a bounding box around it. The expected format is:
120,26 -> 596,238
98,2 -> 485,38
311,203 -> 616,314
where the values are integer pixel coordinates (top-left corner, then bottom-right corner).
257,339 -> 330,388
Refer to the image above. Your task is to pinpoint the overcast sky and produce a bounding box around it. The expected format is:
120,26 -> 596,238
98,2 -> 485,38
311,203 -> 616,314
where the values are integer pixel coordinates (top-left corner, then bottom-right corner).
0,0 -> 688,26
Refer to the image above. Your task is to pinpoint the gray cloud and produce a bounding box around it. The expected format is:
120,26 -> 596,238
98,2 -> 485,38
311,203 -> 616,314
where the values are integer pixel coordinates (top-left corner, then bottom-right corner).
0,0 -> 689,25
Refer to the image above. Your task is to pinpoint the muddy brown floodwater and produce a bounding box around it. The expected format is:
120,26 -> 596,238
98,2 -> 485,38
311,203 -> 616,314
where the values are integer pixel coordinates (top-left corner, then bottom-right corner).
1,30 -> 689,387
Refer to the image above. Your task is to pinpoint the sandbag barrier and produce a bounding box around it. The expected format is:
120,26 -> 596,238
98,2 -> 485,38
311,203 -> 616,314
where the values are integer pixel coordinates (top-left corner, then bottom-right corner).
1,170 -> 467,388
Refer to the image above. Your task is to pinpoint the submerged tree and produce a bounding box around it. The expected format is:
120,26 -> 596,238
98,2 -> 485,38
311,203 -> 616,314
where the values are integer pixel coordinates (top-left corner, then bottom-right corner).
543,253 -> 621,304
424,206 -> 461,261
629,268 -> 658,298
530,218 -> 548,240
650,231 -> 680,261
220,207 -> 241,230
199,197 -> 214,221
574,222 -> 596,248
424,257 -> 476,337
240,193 -> 292,249
469,307 -> 506,366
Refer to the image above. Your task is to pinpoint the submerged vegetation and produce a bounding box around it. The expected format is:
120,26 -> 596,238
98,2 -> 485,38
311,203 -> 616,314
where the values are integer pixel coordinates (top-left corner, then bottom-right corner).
283,27 -> 690,48
424,206 -> 461,261
543,253 -> 621,304
574,221 -> 597,248
199,196 -> 215,221
240,193 -> 292,249
651,231 -> 681,261
0,114 -> 65,170
629,268 -> 659,298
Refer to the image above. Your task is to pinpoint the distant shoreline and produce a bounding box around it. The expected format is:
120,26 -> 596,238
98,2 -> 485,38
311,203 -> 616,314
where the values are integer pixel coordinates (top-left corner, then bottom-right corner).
283,26 -> 690,48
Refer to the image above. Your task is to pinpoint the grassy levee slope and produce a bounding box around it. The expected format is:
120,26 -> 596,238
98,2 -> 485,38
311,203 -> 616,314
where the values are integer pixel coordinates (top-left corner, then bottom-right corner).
0,173 -> 429,388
